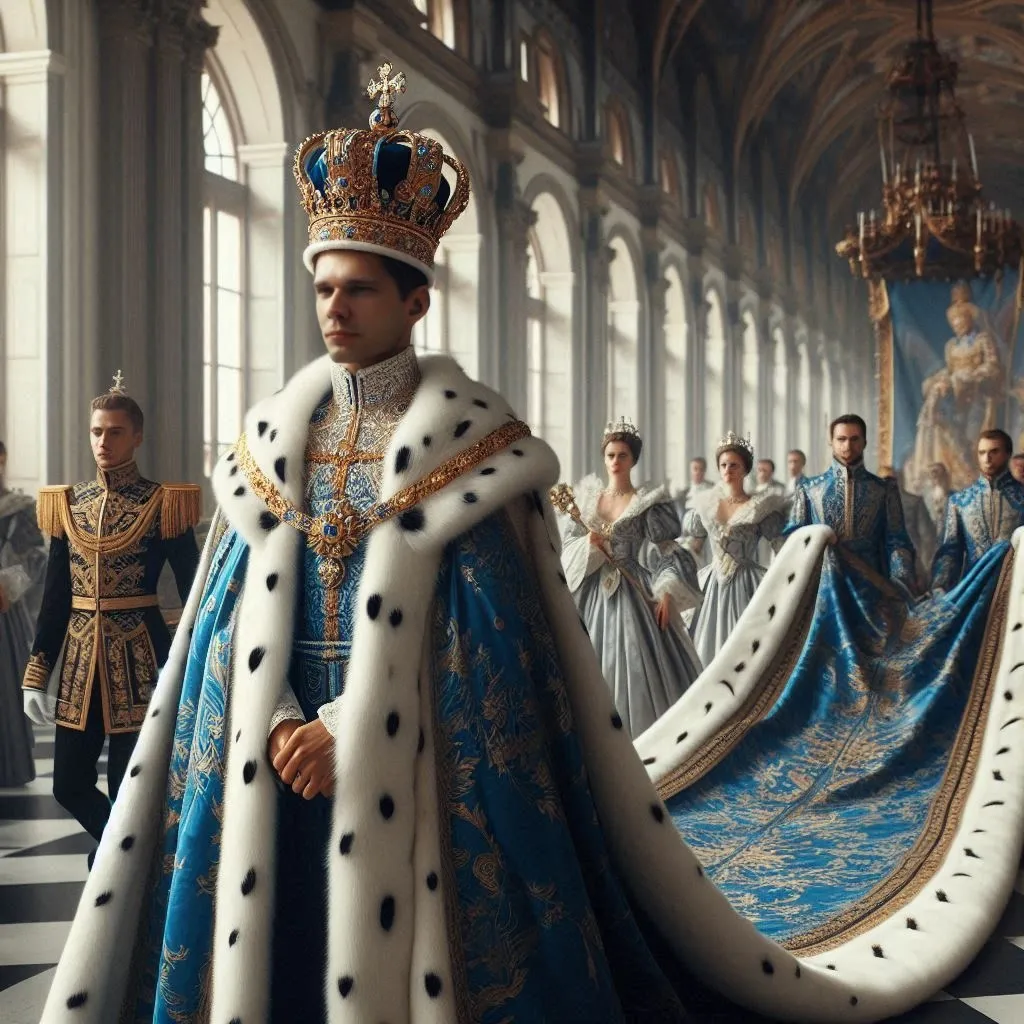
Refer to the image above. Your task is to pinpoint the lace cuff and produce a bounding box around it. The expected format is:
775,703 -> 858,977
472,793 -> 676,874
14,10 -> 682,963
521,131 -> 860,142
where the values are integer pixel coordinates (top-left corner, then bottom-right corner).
268,687 -> 305,737
317,698 -> 341,736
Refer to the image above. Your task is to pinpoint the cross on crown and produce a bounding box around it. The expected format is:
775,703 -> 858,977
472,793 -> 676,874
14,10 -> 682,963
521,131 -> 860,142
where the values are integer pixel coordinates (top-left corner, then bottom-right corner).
109,370 -> 127,395
366,62 -> 407,130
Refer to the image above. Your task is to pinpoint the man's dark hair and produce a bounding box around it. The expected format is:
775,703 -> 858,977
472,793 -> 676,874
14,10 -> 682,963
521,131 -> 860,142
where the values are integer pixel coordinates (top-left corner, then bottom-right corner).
690,456 -> 707,469
1012,452 -> 1024,462
91,394 -> 144,433
979,428 -> 1013,455
829,414 -> 867,441
379,255 -> 429,299
758,458 -> 775,473
789,449 -> 806,463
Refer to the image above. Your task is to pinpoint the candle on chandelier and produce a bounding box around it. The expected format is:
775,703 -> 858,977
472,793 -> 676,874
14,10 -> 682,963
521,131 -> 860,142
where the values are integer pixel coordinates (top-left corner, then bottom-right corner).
968,134 -> 978,179
976,204 -> 982,243
879,141 -> 888,185
951,158 -> 957,184
858,211 -> 865,246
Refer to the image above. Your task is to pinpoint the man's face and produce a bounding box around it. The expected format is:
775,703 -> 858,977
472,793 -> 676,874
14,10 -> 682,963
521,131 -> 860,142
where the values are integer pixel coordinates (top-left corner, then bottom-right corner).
949,309 -> 974,338
1011,456 -> 1024,485
787,453 -> 805,479
830,424 -> 866,466
314,250 -> 429,371
690,460 -> 706,484
90,409 -> 142,470
977,438 -> 1010,479
756,461 -> 772,484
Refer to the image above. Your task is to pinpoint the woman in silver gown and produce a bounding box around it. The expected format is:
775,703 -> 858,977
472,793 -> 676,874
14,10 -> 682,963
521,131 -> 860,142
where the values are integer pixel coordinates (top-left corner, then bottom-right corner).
556,418 -> 703,737
686,433 -> 787,668
0,442 -> 47,786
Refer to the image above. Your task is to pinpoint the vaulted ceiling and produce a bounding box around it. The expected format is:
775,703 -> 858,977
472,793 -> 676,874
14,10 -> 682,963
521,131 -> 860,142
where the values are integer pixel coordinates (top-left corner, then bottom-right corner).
646,0 -> 1024,235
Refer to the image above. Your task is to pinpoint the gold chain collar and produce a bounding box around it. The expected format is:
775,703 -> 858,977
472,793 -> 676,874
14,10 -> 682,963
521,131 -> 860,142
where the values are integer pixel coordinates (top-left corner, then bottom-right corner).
234,418 -> 532,587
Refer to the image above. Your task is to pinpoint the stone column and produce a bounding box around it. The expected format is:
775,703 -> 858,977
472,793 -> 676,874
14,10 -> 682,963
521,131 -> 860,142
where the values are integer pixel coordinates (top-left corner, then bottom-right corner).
493,157 -> 536,415
686,263 -> 708,458
757,303 -> 774,460
96,0 -> 154,417
580,199 -> 611,472
439,233 -> 484,381
725,293 -> 744,436
181,12 -> 218,489
152,3 -> 188,480
644,254 -> 668,481
537,268 -> 575,478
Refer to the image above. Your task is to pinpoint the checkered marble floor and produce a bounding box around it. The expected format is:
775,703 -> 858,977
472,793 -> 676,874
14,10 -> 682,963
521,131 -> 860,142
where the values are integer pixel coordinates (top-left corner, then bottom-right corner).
1,727 -> 1023,1023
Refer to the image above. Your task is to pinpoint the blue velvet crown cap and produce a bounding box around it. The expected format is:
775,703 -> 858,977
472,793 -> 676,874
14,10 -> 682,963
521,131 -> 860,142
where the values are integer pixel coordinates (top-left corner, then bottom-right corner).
305,140 -> 453,214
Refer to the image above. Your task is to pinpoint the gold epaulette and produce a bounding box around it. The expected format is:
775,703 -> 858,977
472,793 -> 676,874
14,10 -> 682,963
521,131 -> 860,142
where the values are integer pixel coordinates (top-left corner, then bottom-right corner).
159,483 -> 202,539
36,485 -> 73,539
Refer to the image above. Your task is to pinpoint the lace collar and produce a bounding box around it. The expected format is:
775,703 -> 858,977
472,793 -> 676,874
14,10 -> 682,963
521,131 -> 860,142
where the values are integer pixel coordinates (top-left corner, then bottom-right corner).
329,346 -> 421,411
96,460 -> 141,491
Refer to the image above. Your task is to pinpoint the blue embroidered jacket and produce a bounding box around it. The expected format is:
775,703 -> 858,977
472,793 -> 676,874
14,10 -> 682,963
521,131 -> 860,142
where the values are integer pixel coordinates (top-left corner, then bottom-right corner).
787,459 -> 916,591
931,470 -> 1024,591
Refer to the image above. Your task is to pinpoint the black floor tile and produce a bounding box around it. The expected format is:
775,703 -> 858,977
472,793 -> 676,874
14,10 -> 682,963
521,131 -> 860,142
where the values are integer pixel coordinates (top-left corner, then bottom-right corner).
0,882 -> 84,924
0,963 -> 55,993
943,935 -> 1024,998
884,999 -> 1004,1023
0,796 -> 70,821
7,832 -> 95,858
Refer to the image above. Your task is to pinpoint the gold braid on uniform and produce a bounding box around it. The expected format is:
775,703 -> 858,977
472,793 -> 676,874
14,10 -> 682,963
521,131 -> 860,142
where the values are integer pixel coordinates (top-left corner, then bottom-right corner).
36,486 -> 73,539
159,483 -> 202,539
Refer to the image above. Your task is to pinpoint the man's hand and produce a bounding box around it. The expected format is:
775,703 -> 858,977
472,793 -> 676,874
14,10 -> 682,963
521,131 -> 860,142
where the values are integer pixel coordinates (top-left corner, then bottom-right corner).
272,718 -> 335,800
655,593 -> 675,631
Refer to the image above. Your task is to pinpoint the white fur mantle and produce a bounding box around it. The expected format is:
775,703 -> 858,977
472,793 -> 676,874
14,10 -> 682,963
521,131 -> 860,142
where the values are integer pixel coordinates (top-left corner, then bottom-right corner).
40,353 -> 1016,1024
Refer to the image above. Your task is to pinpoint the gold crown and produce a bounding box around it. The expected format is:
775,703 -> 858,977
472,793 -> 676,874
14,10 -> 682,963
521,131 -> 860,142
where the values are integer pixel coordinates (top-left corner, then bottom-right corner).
109,370 -> 128,396
603,415 -> 642,443
293,61 -> 471,284
716,430 -> 754,459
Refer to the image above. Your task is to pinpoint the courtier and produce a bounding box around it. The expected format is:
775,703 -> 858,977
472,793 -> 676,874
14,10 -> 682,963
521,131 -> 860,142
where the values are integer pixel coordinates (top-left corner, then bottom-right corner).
932,428 -> 1024,592
22,375 -> 200,852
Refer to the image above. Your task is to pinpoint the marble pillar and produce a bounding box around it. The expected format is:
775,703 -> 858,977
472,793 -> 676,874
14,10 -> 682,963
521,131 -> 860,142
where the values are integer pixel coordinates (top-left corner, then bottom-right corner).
493,157 -> 536,416
643,251 -> 668,481
686,265 -> 708,458
580,202 -> 611,473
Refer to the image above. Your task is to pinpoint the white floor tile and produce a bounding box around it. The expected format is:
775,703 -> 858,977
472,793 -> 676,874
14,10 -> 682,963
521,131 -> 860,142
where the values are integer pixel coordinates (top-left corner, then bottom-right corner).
0,923 -> 70,966
0,820 -> 82,852
960,994 -> 1024,1023
0,855 -> 88,886
0,965 -> 55,1023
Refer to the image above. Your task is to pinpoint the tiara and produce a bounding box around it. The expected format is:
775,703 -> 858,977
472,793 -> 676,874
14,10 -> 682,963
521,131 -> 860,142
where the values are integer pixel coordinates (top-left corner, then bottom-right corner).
109,369 -> 128,396
716,430 -> 754,458
293,60 -> 471,284
603,415 -> 642,442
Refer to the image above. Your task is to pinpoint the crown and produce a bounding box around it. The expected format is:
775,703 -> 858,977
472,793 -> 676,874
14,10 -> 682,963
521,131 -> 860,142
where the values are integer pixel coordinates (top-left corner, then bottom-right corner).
109,369 -> 128,396
293,61 -> 471,284
603,415 -> 642,442
716,430 -> 754,458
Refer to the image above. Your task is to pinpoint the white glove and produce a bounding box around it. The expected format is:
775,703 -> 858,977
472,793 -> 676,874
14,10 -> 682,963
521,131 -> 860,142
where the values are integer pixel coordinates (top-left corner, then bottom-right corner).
23,690 -> 55,726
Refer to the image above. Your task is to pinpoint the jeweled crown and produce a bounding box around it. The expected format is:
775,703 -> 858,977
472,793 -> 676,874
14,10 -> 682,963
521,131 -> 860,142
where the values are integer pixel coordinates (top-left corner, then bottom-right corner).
293,61 -> 471,284
716,430 -> 754,459
603,415 -> 642,443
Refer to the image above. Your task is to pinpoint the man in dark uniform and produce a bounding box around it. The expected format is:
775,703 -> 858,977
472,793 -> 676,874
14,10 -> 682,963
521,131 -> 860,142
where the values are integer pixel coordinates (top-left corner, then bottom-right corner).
22,373 -> 200,858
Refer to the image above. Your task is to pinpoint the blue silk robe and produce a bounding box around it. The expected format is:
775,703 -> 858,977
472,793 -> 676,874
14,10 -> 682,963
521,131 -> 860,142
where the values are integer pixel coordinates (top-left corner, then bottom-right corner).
932,470 -> 1024,591
126,350 -> 685,1024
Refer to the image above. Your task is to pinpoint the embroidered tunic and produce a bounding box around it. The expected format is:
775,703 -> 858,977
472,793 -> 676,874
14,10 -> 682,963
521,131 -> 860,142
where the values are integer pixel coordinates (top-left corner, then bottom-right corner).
788,459 -> 917,592
21,461 -> 200,733
931,470 -> 1024,592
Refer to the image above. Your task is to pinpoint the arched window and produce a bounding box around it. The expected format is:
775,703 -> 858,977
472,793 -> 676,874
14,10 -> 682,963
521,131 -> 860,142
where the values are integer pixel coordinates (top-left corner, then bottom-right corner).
607,236 -> 639,422
535,31 -> 563,130
526,193 -> 574,476
202,67 -> 246,476
660,151 -> 679,198
704,288 -> 726,444
413,0 -> 468,56
664,266 -> 688,485
606,102 -> 632,174
410,127 -> 481,379
772,326 -> 788,458
741,309 -> 759,441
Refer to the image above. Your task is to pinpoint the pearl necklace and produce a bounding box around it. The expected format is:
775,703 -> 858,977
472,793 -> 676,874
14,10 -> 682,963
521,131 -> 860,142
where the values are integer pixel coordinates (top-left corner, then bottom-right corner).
723,493 -> 749,505
604,485 -> 636,498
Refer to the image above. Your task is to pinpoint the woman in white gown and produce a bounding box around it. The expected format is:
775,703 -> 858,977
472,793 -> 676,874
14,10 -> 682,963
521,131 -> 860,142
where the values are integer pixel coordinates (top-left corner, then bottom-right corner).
686,432 -> 787,667
554,417 -> 703,737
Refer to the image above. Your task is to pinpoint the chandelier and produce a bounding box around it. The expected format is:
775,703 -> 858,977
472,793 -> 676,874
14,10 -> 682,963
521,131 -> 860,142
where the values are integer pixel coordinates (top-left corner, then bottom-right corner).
836,0 -> 1021,280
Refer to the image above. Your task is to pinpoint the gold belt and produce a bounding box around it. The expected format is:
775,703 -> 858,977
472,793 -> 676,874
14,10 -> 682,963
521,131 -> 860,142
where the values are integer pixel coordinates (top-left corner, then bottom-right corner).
71,594 -> 161,611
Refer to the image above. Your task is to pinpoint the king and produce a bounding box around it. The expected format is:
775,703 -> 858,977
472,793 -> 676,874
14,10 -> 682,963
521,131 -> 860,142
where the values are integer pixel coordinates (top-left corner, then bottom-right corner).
42,63 -> 692,1024
21,372 -> 201,863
